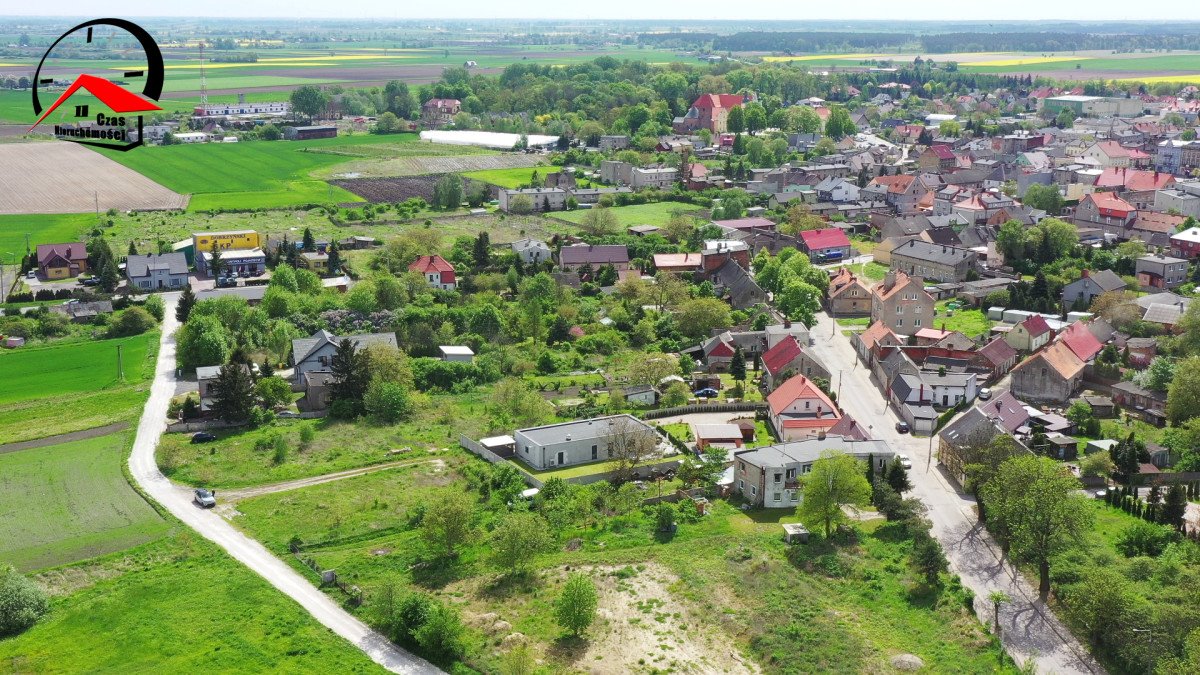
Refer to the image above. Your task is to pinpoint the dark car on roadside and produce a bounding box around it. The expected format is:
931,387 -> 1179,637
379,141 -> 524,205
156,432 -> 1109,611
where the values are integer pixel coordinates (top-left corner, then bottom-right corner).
194,488 -> 216,508
694,387 -> 719,399
191,431 -> 217,443
80,277 -> 100,286
895,421 -> 910,434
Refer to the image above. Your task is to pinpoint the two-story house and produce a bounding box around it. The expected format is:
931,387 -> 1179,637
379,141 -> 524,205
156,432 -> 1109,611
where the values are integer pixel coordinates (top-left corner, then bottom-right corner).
290,329 -> 399,384
1170,226 -> 1200,259
889,240 -> 977,283
734,438 -> 895,508
1010,342 -> 1085,404
1004,314 -> 1053,353
408,254 -> 457,291
558,244 -> 630,272
827,267 -> 872,317
760,335 -> 831,391
1061,268 -> 1126,310
1135,253 -> 1189,290
126,253 -> 189,291
870,270 -> 935,334
420,98 -> 461,128
766,374 -> 841,441
1073,192 -> 1137,240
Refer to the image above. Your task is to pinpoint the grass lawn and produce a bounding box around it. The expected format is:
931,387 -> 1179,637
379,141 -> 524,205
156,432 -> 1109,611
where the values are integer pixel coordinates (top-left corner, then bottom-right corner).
511,451 -> 683,481
836,316 -> 872,328
0,213 -> 99,258
555,201 -> 706,228
461,166 -> 553,188
0,535 -> 385,673
0,431 -> 167,571
0,332 -> 159,444
932,301 -> 993,337
159,393 -> 490,488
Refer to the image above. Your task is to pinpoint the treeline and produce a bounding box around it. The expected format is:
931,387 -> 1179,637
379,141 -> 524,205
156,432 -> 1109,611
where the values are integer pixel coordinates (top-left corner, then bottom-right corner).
711,32 -> 914,53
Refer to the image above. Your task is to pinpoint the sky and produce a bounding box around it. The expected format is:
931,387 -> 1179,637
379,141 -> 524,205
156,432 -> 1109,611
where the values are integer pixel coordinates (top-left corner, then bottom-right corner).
5,1 -> 1200,21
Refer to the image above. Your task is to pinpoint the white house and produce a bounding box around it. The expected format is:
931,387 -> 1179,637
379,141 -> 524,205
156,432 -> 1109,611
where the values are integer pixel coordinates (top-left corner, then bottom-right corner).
514,415 -> 660,470
511,238 -> 552,266
439,345 -> 475,362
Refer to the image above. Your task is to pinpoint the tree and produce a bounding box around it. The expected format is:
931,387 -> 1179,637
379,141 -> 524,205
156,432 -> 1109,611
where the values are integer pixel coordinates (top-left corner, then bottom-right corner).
726,105 -> 745,135
302,227 -> 316,252
363,380 -> 413,423
330,338 -> 370,413
0,565 -> 49,637
995,219 -> 1026,262
938,120 -> 962,137
489,512 -> 554,574
580,206 -> 618,236
508,194 -> 533,215
1079,451 -> 1115,479
661,380 -> 690,407
1022,184 -> 1065,216
886,456 -> 912,494
211,363 -> 255,423
607,416 -> 659,482
472,231 -> 491,268
383,80 -> 416,119
676,298 -> 731,339
108,307 -> 156,337
99,255 -> 119,292
744,102 -> 767,135
256,376 -> 292,409
910,528 -> 949,585
987,590 -> 1010,639
413,601 -> 465,661
1167,357 -> 1200,425
487,378 -> 554,430
175,314 -> 232,369
555,573 -> 598,637
730,345 -> 747,384
1056,107 -> 1075,129
176,284 -> 197,322
289,85 -> 329,122
980,455 -> 1093,598
824,106 -> 856,140
433,174 -> 464,210
1162,483 -> 1188,530
800,452 -> 873,537
326,240 -> 341,275
372,111 -> 401,134
420,492 -> 475,558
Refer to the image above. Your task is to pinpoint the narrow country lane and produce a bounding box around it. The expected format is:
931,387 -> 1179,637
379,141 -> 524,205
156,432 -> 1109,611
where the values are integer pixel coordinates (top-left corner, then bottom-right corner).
806,311 -> 1104,675
127,292 -> 440,675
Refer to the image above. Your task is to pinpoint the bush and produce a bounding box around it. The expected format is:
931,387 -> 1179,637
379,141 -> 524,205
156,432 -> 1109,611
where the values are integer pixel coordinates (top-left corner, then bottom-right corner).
414,601 -> 465,661
299,424 -> 315,447
0,565 -> 50,636
107,306 -> 156,337
555,573 -> 598,636
655,502 -> 676,532
1115,521 -> 1177,557
363,380 -> 414,423
143,294 -> 165,321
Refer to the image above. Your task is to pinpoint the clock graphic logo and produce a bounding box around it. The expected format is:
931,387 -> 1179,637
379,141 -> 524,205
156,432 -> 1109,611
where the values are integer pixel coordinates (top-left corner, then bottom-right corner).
29,18 -> 165,151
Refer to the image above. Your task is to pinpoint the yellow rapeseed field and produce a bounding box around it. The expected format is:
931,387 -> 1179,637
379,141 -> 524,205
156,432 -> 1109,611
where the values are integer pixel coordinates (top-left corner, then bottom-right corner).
763,53 -> 883,62
1117,74 -> 1200,84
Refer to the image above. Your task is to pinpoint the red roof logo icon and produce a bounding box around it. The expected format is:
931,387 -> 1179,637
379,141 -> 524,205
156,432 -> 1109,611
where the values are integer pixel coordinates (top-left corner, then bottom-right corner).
30,73 -> 161,130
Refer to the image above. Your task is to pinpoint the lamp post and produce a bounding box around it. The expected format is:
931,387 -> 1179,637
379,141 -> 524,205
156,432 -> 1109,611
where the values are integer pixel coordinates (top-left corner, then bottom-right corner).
1132,628 -> 1154,675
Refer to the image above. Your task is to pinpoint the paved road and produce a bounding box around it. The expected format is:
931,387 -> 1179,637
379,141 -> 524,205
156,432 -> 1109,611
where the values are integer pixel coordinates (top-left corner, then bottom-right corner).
127,293 -> 439,674
807,311 -> 1104,675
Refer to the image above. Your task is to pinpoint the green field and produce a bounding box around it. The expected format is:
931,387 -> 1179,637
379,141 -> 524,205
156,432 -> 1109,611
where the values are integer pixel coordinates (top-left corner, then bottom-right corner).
0,432 -> 167,571
932,301 -> 993,337
0,213 -> 97,258
0,536 -> 385,673
462,166 -> 553,188
556,201 -> 707,228
0,333 -> 159,444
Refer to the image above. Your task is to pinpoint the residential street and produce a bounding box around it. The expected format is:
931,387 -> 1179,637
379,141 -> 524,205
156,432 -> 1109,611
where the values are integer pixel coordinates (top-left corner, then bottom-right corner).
805,311 -> 1104,675
127,293 -> 440,675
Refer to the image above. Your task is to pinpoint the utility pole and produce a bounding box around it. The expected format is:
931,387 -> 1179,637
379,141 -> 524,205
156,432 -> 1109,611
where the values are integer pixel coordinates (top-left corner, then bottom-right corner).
117,344 -> 124,382
1132,628 -> 1153,675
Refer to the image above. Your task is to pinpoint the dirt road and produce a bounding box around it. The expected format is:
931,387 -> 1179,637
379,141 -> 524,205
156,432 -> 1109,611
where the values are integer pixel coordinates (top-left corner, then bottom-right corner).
127,292 -> 439,674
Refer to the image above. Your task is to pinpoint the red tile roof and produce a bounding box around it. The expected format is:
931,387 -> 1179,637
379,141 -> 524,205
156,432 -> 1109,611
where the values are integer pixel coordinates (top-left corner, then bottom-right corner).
978,336 -> 1018,367
875,270 -> 928,303
36,242 -> 87,266
652,253 -> 703,270
1021,314 -> 1051,338
692,93 -> 746,111
714,216 -> 775,231
799,227 -> 850,251
1015,342 -> 1085,380
767,374 -> 840,420
1094,167 -> 1175,192
762,336 -> 804,375
928,145 -> 955,160
408,254 -> 456,283
871,174 -> 917,194
1086,192 -> 1135,217
1059,321 -> 1103,362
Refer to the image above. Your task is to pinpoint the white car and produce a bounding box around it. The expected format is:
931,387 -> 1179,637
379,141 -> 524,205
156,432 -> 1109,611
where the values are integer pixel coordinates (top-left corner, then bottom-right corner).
898,454 -> 913,469
978,387 -> 992,400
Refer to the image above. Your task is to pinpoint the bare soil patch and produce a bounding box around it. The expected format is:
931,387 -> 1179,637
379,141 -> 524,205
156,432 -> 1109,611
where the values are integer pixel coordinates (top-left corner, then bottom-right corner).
0,142 -> 188,214
329,175 -> 441,203
321,153 -> 540,180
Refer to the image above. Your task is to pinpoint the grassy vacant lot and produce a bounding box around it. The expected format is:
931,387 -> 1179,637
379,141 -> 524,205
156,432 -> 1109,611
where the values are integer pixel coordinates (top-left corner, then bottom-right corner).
159,393 -> 490,488
232,459 -> 1012,673
0,212 -> 97,259
461,166 -> 553,188
0,535 -> 385,673
556,201 -> 707,228
0,432 -> 167,571
0,333 -> 159,444
932,301 -> 993,337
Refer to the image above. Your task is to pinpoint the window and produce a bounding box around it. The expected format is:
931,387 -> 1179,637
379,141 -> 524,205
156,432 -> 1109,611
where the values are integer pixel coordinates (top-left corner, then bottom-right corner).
785,468 -> 797,480
751,486 -> 757,496
896,306 -> 903,314
774,473 -> 782,483
774,493 -> 782,503
915,319 -> 922,327
897,319 -> 903,327
591,445 -> 598,460
524,446 -> 530,454
738,461 -> 745,472
802,463 -> 813,473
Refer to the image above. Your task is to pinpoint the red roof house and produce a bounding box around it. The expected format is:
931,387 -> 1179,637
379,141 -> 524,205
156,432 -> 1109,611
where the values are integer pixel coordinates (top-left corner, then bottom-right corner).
408,254 -> 457,290
798,227 -> 851,261
759,335 -> 829,389
766,374 -> 841,441
1094,167 -> 1175,194
1059,321 -> 1103,362
35,242 -> 89,279
674,93 -> 752,134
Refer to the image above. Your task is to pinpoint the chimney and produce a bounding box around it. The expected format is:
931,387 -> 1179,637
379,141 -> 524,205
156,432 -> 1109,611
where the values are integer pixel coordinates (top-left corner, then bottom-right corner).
1081,268 -> 1090,278
818,431 -> 827,440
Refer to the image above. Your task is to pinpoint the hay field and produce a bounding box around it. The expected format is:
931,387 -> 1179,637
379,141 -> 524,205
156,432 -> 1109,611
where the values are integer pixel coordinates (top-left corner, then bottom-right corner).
0,142 -> 188,214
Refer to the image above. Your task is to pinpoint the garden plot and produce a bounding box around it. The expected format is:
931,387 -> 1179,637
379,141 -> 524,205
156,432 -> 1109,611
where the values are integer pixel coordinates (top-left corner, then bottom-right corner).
320,152 -> 540,179
0,142 -> 188,214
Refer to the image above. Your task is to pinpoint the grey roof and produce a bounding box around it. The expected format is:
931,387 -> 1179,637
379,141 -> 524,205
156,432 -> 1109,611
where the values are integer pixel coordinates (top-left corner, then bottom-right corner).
291,329 -> 398,365
713,259 -> 767,309
1144,303 -> 1185,325
623,384 -> 658,396
516,414 -> 653,445
559,244 -> 629,266
196,285 -> 268,303
892,239 -> 974,265
736,437 -> 893,470
905,402 -> 939,420
1136,292 -> 1187,310
1071,269 -> 1125,292
196,365 -> 223,381
126,253 -> 188,278
938,407 -> 1002,449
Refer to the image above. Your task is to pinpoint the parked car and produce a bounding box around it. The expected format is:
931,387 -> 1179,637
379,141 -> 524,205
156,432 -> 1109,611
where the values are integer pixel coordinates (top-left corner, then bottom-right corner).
895,421 -> 910,434
80,277 -> 100,286
898,454 -> 913,469
694,387 -> 719,399
978,387 -> 992,400
25,270 -> 36,279
194,488 -> 216,508
191,431 -> 217,443
216,276 -> 237,288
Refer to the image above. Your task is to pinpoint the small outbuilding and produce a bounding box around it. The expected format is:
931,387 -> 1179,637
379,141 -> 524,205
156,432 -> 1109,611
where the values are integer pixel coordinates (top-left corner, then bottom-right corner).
439,345 -> 475,362
783,523 -> 810,544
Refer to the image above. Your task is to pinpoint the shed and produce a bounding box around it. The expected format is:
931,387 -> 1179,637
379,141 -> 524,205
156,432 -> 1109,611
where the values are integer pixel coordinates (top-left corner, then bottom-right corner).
480,435 -> 516,458
4,336 -> 25,348
1085,439 -> 1118,456
1045,433 -> 1079,460
439,345 -> 475,362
